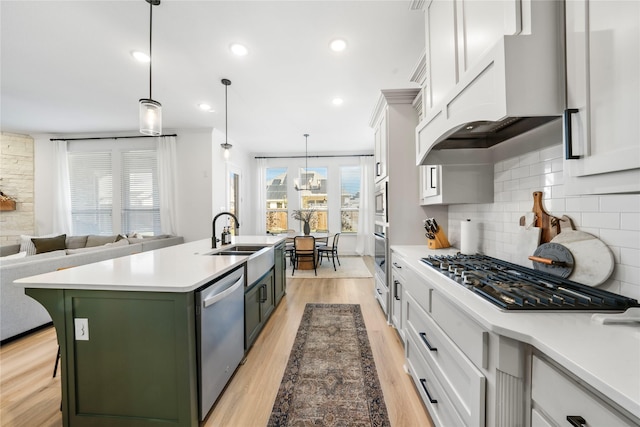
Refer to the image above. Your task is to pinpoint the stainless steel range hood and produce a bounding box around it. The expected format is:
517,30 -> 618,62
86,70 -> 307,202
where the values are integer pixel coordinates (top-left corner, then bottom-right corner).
416,0 -> 564,165
432,116 -> 560,150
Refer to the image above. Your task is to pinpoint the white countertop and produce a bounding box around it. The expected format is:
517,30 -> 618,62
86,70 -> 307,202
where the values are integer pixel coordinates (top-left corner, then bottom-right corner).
392,245 -> 640,421
14,236 -> 285,293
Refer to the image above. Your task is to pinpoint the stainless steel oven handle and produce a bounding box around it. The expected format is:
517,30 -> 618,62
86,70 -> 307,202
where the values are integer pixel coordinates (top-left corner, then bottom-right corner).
203,276 -> 244,308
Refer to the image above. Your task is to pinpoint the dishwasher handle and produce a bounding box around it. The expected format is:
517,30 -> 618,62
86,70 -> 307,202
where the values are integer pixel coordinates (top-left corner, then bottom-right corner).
203,275 -> 244,308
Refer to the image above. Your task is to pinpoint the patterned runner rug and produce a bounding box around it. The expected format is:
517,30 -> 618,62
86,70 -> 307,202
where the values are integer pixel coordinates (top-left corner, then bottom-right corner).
268,304 -> 390,426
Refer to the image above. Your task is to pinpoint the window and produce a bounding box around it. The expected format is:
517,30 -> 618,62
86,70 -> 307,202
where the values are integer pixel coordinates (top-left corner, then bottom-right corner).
266,167 -> 288,233
300,167 -> 328,232
340,166 -> 361,233
69,147 -> 160,235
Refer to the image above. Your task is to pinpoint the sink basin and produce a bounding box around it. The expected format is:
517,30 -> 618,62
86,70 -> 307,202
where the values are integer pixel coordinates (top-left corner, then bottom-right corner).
207,244 -> 274,286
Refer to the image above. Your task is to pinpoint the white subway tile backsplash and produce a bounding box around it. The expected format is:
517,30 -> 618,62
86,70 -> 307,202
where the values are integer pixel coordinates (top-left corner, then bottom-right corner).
449,142 -> 640,299
582,212 -> 621,229
566,196 -> 599,212
512,165 -> 530,179
539,144 -> 563,161
620,248 -> 640,267
599,229 -> 640,249
620,213 -> 640,231
519,151 -> 540,166
543,171 -> 563,186
599,194 -> 640,213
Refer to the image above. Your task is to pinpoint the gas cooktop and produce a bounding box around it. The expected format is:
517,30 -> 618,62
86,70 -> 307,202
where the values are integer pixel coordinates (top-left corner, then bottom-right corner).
421,253 -> 640,311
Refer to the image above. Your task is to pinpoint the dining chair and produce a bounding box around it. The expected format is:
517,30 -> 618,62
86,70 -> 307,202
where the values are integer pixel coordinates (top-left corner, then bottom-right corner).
292,236 -> 316,276
314,229 -> 329,249
284,229 -> 296,265
317,232 -> 341,271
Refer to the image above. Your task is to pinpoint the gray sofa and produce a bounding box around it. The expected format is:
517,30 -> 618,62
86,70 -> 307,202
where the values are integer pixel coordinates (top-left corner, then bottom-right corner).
0,234 -> 184,342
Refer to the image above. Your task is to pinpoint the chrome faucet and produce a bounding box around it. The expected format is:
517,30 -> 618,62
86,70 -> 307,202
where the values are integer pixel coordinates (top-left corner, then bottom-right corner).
212,212 -> 240,248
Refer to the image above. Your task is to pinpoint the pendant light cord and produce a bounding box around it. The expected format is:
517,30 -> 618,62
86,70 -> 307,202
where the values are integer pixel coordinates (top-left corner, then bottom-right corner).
225,83 -> 228,144
148,1 -> 153,99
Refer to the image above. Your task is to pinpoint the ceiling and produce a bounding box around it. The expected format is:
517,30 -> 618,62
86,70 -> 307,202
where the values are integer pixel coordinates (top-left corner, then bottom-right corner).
0,0 -> 425,155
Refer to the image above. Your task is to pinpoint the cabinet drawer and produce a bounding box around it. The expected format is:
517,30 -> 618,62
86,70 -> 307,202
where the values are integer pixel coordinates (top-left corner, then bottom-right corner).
431,291 -> 488,369
532,355 -> 638,427
374,274 -> 388,315
406,293 -> 486,427
394,262 -> 432,315
406,331 -> 466,427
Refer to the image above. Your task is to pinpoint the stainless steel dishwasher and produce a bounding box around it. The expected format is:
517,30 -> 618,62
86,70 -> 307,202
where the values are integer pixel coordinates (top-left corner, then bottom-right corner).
195,267 -> 245,420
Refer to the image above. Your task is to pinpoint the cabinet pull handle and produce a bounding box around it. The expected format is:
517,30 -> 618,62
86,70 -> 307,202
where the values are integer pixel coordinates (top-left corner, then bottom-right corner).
393,262 -> 401,268
419,332 -> 437,351
394,280 -> 400,300
564,109 -> 581,160
429,166 -> 437,189
260,284 -> 267,303
419,379 -> 438,403
566,416 -> 586,427
376,162 -> 381,176
376,288 -> 382,295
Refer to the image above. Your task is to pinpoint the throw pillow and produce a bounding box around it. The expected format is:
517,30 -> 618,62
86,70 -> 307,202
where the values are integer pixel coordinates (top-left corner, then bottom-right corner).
66,235 -> 88,249
19,233 -> 57,256
31,234 -> 67,254
85,235 -> 118,247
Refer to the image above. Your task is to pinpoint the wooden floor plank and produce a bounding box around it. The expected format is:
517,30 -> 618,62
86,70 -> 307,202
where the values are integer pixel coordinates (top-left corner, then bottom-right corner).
0,258 -> 433,427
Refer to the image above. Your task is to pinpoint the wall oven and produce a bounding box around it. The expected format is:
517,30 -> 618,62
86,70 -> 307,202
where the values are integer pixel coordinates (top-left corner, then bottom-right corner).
374,179 -> 388,224
373,223 -> 389,315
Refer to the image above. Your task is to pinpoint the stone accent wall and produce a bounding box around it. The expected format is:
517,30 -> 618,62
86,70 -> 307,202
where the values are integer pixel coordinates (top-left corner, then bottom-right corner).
0,132 -> 35,245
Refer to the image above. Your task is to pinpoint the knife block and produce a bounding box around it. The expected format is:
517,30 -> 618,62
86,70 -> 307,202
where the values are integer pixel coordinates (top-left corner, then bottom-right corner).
427,228 -> 450,249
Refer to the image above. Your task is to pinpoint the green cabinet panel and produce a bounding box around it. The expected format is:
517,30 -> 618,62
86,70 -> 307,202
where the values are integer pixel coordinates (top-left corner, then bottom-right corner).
27,288 -> 198,427
244,269 -> 275,350
274,242 -> 286,305
244,284 -> 262,349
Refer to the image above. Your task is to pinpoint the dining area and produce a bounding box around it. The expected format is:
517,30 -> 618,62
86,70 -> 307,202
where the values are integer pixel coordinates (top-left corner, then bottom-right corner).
282,230 -> 341,276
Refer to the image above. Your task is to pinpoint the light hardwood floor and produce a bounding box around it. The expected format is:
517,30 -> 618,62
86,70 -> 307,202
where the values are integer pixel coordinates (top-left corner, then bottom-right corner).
0,258 -> 433,427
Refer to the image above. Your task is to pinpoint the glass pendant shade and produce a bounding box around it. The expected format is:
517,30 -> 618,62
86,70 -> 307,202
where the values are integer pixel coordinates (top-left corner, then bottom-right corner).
139,98 -> 162,136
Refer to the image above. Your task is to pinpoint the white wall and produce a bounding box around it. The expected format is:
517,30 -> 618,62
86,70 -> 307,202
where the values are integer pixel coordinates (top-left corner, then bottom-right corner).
447,121 -> 640,300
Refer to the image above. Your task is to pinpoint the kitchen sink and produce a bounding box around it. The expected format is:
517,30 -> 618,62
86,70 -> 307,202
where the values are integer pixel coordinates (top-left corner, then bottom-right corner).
207,245 -> 274,286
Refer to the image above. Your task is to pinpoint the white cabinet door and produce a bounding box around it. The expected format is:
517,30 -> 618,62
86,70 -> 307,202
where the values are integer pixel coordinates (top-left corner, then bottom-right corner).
374,110 -> 388,182
424,0 -> 457,113
564,0 -> 640,194
420,165 -> 440,199
456,0 -> 522,75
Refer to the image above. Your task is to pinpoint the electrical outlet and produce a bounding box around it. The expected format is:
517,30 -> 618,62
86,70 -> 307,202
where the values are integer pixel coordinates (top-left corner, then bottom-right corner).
74,318 -> 89,341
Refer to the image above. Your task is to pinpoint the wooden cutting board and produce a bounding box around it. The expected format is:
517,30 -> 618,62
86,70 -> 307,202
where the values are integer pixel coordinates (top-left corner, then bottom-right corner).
550,230 -> 614,286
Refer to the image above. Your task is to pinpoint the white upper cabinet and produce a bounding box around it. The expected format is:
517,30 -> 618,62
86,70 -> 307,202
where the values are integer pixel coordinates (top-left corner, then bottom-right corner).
373,109 -> 388,182
564,0 -> 640,195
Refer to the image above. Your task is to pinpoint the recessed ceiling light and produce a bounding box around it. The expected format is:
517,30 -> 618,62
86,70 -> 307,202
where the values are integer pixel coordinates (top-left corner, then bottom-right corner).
131,50 -> 150,63
229,43 -> 248,56
332,98 -> 344,106
198,103 -> 211,111
329,39 -> 347,52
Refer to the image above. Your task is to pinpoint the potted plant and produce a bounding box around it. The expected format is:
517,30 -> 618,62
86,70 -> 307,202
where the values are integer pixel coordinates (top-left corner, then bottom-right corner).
291,209 -> 316,235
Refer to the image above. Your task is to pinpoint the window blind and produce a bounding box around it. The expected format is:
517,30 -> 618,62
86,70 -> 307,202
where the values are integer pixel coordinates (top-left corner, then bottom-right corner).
68,151 -> 113,235
121,150 -> 160,235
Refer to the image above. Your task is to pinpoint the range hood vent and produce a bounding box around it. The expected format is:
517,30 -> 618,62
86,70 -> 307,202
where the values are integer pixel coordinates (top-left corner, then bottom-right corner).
433,116 -> 559,150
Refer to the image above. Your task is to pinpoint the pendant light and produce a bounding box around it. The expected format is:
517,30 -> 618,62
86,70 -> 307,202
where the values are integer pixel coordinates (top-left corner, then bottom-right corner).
220,78 -> 232,159
294,133 -> 320,191
139,0 -> 162,136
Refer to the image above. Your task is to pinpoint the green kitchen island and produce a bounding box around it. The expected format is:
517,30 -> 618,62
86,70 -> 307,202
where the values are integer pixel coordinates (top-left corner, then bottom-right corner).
14,236 -> 286,427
